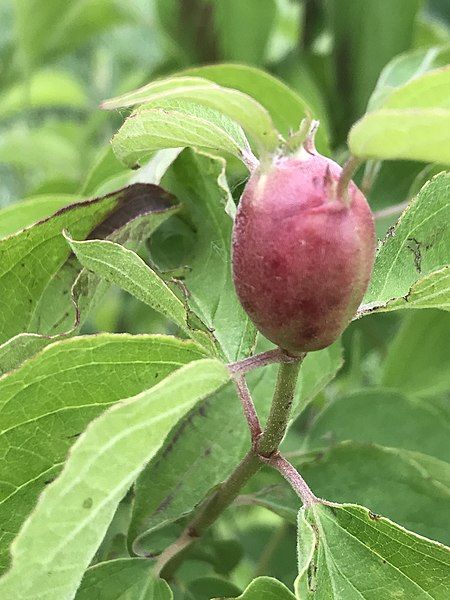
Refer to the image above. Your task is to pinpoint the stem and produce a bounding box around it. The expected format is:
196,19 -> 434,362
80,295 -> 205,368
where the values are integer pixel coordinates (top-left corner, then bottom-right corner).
337,156 -> 362,206
257,358 -> 304,457
156,353 -> 306,580
184,451 -> 260,535
156,450 -> 261,578
228,348 -> 297,376
234,376 -> 262,443
241,149 -> 260,173
268,453 -> 318,507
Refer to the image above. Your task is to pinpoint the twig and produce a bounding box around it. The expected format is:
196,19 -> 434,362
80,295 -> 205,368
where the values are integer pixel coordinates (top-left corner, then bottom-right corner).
228,348 -> 297,376
234,376 -> 262,443
267,453 -> 318,507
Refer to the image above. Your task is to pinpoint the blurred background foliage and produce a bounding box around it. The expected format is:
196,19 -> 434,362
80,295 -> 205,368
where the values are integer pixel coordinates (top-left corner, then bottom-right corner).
1,0 -> 448,204
1,0 -> 449,588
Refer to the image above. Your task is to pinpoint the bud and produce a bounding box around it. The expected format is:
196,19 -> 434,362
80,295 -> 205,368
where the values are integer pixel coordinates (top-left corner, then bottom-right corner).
232,149 -> 376,355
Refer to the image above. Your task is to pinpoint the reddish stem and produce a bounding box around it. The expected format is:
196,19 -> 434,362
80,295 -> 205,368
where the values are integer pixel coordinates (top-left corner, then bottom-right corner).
228,348 -> 298,376
234,376 -> 262,443
268,453 -> 319,507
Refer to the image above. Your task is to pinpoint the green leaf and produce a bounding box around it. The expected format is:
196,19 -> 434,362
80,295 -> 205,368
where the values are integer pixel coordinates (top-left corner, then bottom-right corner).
111,100 -> 254,169
0,334 -> 205,574
75,558 -> 172,600
349,109 -> 450,164
129,344 -> 341,554
0,358 -> 229,599
213,0 -> 276,65
220,576 -> 295,599
195,538 -> 243,576
102,75 -> 280,153
296,503 -> 450,599
181,64 -> 329,151
0,188 -> 116,342
350,61 -> 450,164
373,266 -> 450,311
379,66 -> 450,111
296,341 -> 343,416
299,443 -> 450,545
0,194 -> 79,238
360,172 -> 450,314
0,70 -> 87,119
304,388 -> 450,462
65,234 -> 217,356
382,309 -> 450,397
188,576 -> 241,599
160,149 -> 256,360
368,44 -> 450,110
93,494 -> 133,564
128,381 -> 244,556
81,146 -> 130,197
0,334 -> 58,376
0,184 -> 177,369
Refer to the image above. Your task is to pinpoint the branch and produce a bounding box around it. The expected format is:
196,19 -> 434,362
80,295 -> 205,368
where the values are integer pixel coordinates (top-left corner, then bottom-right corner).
256,358 -> 305,457
156,353 -> 308,580
156,450 -> 261,578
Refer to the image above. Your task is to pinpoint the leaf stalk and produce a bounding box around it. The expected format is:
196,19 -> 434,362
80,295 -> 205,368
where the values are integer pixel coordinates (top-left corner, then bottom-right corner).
337,155 -> 362,205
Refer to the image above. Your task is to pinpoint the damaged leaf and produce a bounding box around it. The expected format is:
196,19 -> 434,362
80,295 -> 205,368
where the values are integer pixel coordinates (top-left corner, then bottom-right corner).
360,172 -> 450,315
0,183 -> 178,374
